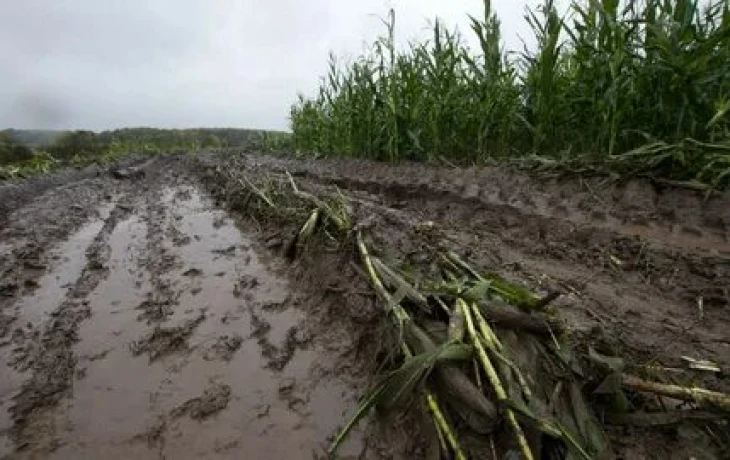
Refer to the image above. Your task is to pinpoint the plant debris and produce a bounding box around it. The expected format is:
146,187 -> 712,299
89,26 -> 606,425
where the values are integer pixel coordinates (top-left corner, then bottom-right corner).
226,165 -> 730,460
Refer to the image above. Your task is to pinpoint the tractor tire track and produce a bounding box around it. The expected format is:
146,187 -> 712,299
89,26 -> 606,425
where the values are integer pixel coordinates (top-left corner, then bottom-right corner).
9,199 -> 134,456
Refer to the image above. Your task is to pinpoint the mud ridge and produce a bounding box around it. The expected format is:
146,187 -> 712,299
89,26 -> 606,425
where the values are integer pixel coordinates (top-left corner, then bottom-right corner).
195,152 -> 730,458
131,312 -> 206,362
220,155 -> 730,381
135,188 -> 182,324
0,182 -> 118,343
259,158 -> 730,309
0,155 -> 150,228
254,154 -> 730,243
169,383 -> 231,420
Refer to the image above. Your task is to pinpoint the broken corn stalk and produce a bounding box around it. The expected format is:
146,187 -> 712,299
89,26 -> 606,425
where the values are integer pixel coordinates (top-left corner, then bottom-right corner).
352,229 -> 466,458
458,298 -> 534,460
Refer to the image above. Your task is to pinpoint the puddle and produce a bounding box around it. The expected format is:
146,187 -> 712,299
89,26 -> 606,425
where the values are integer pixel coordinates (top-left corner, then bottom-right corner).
0,343 -> 21,459
12,218 -> 104,327
49,212 -> 155,458
0,213 -> 109,457
49,187 -> 366,458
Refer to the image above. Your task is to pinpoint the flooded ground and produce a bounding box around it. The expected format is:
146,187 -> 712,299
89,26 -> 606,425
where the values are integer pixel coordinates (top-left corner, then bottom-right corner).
0,163 -> 385,459
1,154 -> 728,459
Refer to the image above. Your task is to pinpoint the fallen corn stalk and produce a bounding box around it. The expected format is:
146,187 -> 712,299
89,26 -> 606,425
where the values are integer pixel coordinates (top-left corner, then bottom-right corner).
239,175 -> 275,208
458,298 -> 534,460
286,171 -> 351,231
622,375 -> 730,412
330,229 -> 468,459
228,170 -> 730,459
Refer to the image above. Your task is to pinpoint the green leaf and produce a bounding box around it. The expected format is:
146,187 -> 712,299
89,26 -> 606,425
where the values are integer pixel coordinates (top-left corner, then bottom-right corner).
328,342 -> 471,456
327,379 -> 388,455
462,279 -> 491,303
588,347 -> 625,372
569,382 -> 610,456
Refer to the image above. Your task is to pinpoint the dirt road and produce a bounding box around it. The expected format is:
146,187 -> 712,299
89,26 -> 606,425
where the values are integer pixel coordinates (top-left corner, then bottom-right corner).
0,159 -> 407,459
1,153 -> 728,459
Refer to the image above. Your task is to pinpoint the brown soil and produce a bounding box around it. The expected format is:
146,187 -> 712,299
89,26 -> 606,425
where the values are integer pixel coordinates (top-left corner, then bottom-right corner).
249,154 -> 730,377
0,152 -> 728,459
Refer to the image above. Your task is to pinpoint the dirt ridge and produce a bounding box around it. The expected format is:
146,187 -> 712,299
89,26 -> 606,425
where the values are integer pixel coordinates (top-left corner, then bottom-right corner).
252,155 -> 730,244
245,154 -> 730,317
198,152 -> 730,458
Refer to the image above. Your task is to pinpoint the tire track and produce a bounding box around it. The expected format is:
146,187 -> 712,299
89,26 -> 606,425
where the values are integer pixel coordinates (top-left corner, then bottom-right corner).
251,156 -> 730,310
8,199 -> 134,456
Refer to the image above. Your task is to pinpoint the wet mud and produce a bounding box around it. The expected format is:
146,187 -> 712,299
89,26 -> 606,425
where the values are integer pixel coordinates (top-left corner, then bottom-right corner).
199,152 -> 730,459
0,161 -> 391,459
243,154 -> 730,381
2,153 -> 729,459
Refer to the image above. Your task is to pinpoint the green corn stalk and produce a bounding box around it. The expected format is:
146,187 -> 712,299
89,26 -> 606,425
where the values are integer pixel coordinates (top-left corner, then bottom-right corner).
289,0 -> 730,188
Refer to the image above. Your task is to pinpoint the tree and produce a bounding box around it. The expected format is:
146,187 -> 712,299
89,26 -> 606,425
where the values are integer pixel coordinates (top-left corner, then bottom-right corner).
0,131 -> 35,165
48,131 -> 99,159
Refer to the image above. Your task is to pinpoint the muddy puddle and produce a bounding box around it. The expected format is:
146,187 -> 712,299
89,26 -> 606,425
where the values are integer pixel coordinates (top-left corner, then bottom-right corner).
12,220 -> 106,326
16,186 -> 368,459
0,204 -> 117,459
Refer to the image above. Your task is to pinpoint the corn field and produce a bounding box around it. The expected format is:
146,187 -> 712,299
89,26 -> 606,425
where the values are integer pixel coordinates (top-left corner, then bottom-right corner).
290,0 -> 730,187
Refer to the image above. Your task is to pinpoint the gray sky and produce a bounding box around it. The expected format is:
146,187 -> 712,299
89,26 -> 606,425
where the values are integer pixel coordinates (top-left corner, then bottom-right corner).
0,1 -> 549,131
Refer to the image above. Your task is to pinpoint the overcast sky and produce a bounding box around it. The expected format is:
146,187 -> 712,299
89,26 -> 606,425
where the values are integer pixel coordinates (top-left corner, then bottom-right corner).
1,1 -> 555,131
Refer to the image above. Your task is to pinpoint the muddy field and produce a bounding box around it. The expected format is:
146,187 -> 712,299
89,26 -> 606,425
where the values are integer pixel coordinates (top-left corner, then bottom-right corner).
0,153 -> 728,459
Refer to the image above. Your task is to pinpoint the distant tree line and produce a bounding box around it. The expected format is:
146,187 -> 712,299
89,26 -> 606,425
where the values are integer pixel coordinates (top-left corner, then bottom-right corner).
2,129 -> 64,149
1,127 -> 291,178
1,127 -> 291,163
0,131 -> 35,165
45,128 -> 289,160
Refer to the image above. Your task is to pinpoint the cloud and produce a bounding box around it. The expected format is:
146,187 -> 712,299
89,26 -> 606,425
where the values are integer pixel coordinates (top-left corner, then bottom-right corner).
0,0 -> 556,131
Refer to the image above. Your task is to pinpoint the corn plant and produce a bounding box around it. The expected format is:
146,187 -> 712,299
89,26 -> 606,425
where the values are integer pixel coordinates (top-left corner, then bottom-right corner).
291,0 -> 730,188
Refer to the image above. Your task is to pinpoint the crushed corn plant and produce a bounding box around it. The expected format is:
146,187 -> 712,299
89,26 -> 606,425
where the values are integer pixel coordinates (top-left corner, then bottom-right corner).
206,159 -> 730,459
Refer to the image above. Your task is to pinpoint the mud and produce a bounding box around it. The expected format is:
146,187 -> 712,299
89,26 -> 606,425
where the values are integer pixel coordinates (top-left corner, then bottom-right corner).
199,152 -> 730,458
0,160 -> 400,459
239,154 -> 730,379
1,152 -> 729,459
170,383 -> 231,420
